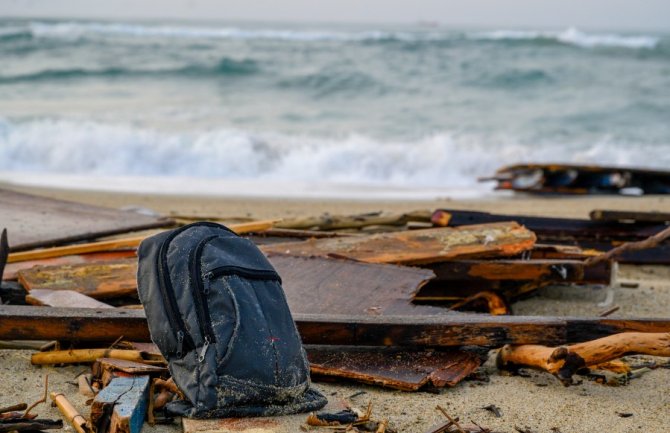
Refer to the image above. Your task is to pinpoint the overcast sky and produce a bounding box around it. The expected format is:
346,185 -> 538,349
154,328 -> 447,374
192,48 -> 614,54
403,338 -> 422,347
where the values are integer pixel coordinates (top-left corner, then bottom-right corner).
1,0 -> 669,31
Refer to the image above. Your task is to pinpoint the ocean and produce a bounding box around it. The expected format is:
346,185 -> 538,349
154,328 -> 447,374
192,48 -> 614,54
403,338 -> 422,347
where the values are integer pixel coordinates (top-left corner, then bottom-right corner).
1,19 -> 669,198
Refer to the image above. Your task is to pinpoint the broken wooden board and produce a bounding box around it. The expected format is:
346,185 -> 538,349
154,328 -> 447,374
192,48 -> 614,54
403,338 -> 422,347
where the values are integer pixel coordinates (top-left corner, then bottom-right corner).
308,347 -> 480,391
261,222 -> 536,265
3,305 -> 670,348
26,289 -> 114,308
3,251 -> 137,281
16,255 -> 441,316
91,375 -> 150,433
93,358 -> 168,387
0,188 -> 173,252
18,259 -> 136,300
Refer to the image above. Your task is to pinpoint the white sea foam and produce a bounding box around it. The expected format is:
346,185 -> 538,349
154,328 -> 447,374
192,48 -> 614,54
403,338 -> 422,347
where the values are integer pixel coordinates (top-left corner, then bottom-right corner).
1,118 -> 668,198
474,27 -> 659,49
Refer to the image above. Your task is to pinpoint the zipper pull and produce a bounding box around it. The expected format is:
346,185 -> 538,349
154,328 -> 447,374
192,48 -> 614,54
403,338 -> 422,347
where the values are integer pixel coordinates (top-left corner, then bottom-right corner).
198,336 -> 211,363
176,331 -> 184,358
203,278 -> 210,295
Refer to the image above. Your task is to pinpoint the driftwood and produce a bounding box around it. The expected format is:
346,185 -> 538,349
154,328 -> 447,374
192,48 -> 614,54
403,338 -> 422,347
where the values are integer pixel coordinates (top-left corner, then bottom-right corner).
3,305 -> 670,348
31,349 -> 145,365
8,219 -> 278,263
3,251 -> 137,281
91,376 -> 150,433
93,358 -> 168,387
261,222 -> 536,265
0,418 -> 63,432
497,332 -> 670,385
50,392 -> 87,433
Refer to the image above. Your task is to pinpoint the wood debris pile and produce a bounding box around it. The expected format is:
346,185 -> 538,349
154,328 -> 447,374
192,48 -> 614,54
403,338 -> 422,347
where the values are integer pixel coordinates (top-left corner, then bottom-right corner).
1,188 -> 670,433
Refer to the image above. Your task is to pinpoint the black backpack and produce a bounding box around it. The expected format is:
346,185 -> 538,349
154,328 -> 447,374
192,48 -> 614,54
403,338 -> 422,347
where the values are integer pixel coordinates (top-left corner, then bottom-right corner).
137,222 -> 327,418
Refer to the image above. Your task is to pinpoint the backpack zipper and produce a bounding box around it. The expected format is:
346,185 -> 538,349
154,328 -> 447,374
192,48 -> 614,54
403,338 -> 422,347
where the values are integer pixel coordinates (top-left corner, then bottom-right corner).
155,222 -> 233,358
204,265 -> 281,283
190,235 -> 218,363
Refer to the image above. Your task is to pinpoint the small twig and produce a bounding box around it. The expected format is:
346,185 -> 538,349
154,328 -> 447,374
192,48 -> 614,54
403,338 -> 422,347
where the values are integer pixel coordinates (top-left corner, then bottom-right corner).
470,419 -> 490,433
436,405 -> 466,433
23,375 -> 48,418
108,335 -> 125,350
599,306 -> 620,317
586,225 -> 670,266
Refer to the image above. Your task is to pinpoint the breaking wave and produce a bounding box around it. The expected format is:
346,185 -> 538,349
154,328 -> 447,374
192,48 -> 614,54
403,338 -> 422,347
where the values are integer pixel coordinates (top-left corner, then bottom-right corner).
473,27 -> 660,49
1,118 -> 668,191
0,21 -> 658,51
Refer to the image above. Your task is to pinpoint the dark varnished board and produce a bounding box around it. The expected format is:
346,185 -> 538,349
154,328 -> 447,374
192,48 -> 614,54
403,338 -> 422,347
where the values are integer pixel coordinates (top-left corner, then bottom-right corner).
1,305 -> 669,347
0,189 -> 173,252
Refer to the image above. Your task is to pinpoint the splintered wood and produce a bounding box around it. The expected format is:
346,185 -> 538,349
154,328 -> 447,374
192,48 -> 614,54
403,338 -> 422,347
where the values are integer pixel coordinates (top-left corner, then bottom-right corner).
261,222 -> 536,265
308,348 -> 480,391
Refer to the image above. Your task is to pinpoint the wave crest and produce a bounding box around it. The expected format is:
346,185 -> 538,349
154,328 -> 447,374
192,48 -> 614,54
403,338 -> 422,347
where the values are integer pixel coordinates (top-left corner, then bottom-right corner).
473,27 -> 660,49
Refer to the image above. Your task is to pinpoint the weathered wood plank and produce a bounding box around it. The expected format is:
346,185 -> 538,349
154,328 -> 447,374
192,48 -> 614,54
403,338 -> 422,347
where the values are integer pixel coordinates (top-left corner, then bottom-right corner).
1,305 -> 669,348
261,222 -> 536,265
91,376 -> 150,433
0,188 -> 173,252
26,289 -> 114,308
308,347 -> 480,391
3,251 -> 137,281
18,259 -> 137,299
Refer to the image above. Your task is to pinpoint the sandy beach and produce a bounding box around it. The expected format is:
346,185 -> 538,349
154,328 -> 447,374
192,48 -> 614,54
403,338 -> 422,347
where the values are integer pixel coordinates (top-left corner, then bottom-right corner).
1,183 -> 669,433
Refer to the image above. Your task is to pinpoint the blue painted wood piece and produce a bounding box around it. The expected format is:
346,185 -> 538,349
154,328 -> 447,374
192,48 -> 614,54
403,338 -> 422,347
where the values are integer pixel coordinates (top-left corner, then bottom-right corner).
92,375 -> 150,433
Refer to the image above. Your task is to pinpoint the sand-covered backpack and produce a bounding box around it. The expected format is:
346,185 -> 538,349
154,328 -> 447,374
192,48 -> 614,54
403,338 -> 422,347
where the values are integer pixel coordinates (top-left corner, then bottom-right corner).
137,222 -> 326,418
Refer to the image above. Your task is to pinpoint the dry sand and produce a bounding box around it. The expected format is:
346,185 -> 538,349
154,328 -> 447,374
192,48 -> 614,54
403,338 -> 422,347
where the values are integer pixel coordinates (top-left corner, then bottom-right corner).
1,184 -> 669,432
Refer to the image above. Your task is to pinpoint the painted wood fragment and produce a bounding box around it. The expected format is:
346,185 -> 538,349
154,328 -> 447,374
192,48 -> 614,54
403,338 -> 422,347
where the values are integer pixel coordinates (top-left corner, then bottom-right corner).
91,376 -> 150,433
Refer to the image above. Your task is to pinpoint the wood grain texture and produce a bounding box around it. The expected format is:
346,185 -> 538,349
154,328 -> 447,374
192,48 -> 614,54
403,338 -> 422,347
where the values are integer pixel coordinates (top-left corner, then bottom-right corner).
18,259 -> 137,299
261,222 -> 536,265
0,188 -> 172,252
2,305 -> 669,348
308,348 -> 480,391
3,251 -> 137,281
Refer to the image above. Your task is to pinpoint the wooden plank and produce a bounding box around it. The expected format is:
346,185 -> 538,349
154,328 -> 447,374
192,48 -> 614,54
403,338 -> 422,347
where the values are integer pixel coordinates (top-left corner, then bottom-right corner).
426,259 -> 610,283
1,305 -> 670,348
91,376 -> 150,433
432,209 -> 664,241
7,220 -> 279,264
0,188 -> 173,252
590,209 -> 670,224
308,347 -> 480,391
26,289 -> 114,308
261,222 -> 536,265
17,255 -> 440,316
3,251 -> 137,281
18,259 -> 137,300
269,255 -> 442,316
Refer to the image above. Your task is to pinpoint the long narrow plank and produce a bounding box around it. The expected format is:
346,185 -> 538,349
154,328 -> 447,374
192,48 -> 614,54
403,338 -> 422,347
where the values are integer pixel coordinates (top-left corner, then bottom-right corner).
7,220 -> 279,264
26,289 -> 114,308
0,188 -> 173,252
1,305 -> 669,347
261,222 -> 536,265
590,209 -> 670,224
